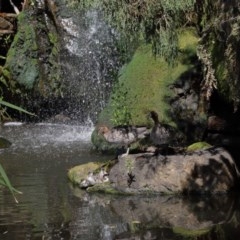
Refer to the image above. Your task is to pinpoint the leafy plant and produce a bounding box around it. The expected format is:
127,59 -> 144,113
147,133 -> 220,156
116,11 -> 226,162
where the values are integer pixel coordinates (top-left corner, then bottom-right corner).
73,0 -> 196,64
0,97 -> 36,122
0,163 -> 22,203
125,156 -> 134,173
110,82 -> 135,125
0,98 -> 35,202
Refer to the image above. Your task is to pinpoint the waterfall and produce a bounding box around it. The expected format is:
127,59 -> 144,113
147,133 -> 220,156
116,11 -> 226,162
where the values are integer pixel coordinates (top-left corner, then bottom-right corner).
58,5 -> 121,124
3,0 -> 121,125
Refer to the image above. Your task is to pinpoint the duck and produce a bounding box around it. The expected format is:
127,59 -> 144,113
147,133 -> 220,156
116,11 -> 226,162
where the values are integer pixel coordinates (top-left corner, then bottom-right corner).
98,125 -> 149,156
148,111 -> 176,153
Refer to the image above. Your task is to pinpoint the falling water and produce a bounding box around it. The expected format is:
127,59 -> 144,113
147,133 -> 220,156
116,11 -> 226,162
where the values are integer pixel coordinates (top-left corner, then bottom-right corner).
58,4 -> 121,123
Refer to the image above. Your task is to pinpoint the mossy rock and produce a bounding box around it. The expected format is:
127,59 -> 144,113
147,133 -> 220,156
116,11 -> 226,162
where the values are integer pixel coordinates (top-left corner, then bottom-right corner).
68,162 -> 102,185
91,127 -> 150,154
5,12 -> 39,89
91,129 -> 119,154
98,28 -> 198,127
68,159 -> 117,185
186,141 -> 212,152
0,137 -> 11,148
86,182 -> 121,194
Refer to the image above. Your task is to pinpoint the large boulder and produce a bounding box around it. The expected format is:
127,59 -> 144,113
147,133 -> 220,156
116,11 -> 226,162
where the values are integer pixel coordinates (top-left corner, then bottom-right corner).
109,146 -> 240,194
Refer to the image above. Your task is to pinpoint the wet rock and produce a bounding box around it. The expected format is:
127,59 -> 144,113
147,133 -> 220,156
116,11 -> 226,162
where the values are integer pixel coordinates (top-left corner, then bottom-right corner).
91,127 -> 148,155
68,160 -> 116,190
68,162 -> 102,185
109,147 -> 240,194
0,137 -> 11,148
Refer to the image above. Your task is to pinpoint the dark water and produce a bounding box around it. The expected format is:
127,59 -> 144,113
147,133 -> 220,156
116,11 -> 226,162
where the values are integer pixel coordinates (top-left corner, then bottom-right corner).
0,124 -> 240,240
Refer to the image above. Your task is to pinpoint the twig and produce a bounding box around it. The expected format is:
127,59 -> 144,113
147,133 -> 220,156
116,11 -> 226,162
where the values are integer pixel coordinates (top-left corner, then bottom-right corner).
9,0 -> 20,15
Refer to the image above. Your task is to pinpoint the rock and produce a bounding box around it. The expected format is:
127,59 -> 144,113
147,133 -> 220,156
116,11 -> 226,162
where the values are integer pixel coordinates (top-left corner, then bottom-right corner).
68,160 -> 116,189
68,162 -> 102,185
109,147 -> 240,194
0,137 -> 11,148
91,127 -> 148,155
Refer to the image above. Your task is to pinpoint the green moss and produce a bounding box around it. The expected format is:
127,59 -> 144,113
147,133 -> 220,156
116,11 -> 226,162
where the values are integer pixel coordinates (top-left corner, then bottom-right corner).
48,32 -> 58,45
173,226 -> 210,237
4,10 -> 61,96
5,12 -> 39,89
128,221 -> 143,233
68,159 -> 116,185
68,162 -> 102,185
178,28 -> 198,53
87,182 -> 121,194
186,141 -> 212,152
2,68 -> 11,79
91,128 -> 120,154
98,28 -> 198,127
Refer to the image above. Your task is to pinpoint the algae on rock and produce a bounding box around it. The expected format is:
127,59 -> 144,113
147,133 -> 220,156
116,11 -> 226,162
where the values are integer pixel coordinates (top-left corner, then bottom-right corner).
4,6 -> 61,98
5,12 -> 39,90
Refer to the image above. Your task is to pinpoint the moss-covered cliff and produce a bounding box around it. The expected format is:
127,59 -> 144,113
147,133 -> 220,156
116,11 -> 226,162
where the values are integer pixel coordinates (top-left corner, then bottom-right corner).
97,28 -> 203,143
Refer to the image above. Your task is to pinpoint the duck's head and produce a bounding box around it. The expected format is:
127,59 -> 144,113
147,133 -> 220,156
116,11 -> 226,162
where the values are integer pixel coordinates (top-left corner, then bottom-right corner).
148,111 -> 159,123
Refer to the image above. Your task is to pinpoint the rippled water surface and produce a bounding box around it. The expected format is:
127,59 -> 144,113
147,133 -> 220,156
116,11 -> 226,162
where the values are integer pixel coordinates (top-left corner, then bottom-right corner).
0,123 -> 240,240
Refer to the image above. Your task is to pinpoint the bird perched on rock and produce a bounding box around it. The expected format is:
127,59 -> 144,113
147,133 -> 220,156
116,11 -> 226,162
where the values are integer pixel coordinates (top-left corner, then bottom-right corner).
98,125 -> 149,156
148,111 -> 176,154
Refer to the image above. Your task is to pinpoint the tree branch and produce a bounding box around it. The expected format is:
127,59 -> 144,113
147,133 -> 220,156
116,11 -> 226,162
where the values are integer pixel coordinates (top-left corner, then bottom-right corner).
9,0 -> 20,15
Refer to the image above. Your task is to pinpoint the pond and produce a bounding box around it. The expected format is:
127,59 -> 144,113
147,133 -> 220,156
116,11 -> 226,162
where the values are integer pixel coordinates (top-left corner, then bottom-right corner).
0,123 -> 240,240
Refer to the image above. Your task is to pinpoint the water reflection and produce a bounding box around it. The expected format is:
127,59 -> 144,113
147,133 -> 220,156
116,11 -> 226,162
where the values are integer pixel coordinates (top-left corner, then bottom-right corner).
0,124 -> 240,239
70,189 -> 240,240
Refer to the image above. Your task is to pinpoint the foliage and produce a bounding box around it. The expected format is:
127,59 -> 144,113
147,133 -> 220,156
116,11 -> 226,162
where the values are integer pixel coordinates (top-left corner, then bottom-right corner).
0,97 -> 36,122
0,97 -> 35,201
0,75 -> 35,202
68,0 -> 240,112
0,163 -> 22,203
125,156 -> 134,173
0,98 -> 36,116
68,0 -> 196,64
196,0 -> 240,110
98,29 -> 198,127
0,96 -> 35,201
110,82 -> 135,125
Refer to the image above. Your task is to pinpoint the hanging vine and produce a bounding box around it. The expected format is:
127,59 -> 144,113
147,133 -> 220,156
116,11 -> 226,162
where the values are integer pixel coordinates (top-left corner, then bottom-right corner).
67,0 -> 196,64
